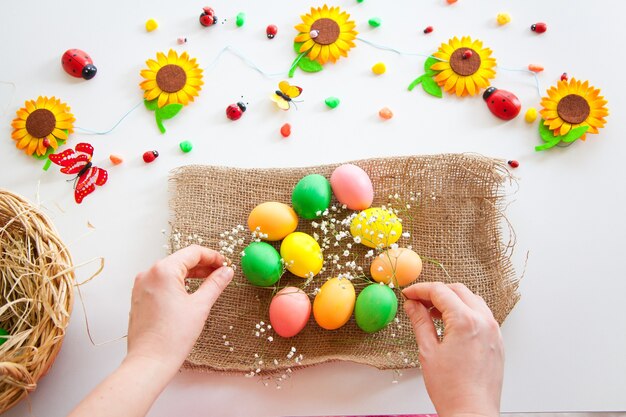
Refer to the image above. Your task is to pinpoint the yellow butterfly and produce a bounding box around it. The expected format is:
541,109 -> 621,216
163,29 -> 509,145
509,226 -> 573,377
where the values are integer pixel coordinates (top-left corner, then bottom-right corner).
270,81 -> 303,110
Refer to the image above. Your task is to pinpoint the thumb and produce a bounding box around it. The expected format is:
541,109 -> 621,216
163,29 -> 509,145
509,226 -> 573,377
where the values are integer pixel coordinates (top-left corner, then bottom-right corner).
404,299 -> 438,351
193,266 -> 234,307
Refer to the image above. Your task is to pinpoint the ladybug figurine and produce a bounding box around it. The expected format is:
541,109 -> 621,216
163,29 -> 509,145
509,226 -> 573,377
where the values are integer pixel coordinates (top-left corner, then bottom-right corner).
482,87 -> 521,121
531,22 -> 547,33
200,7 -> 217,27
226,102 -> 246,121
61,49 -> 97,80
266,24 -> 278,39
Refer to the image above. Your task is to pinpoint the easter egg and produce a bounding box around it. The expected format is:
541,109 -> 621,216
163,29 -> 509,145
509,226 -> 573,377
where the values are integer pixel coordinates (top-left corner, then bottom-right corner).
280,232 -> 323,278
0,327 -> 8,346
350,207 -> 402,249
330,164 -> 374,210
291,174 -> 332,219
370,248 -> 423,287
355,284 -> 398,333
248,202 -> 298,241
313,277 -> 356,330
240,242 -> 283,287
269,287 -> 311,338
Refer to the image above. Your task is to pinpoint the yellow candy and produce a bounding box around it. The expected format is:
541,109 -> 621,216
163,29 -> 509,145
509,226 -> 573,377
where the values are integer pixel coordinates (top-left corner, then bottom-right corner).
313,277 -> 355,330
372,62 -> 386,75
145,18 -> 158,32
280,232 -> 323,278
525,107 -> 538,123
497,12 -> 511,25
350,207 -> 402,249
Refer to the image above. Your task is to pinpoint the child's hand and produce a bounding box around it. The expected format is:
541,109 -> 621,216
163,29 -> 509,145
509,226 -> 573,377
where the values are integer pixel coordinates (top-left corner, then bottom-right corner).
403,282 -> 504,417
126,245 -> 233,374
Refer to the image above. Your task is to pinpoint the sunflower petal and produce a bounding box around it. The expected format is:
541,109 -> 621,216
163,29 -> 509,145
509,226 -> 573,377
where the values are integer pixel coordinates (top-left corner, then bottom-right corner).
36,96 -> 46,108
157,52 -> 167,67
294,33 -> 311,43
431,62 -> 450,71
466,77 -> 476,96
141,69 -> 157,80
549,117 -> 564,130
455,77 -> 466,96
26,139 -> 37,155
16,109 -> 29,120
25,100 -> 35,113
295,23 -> 309,32
12,128 -> 28,139
329,43 -> 340,60
434,69 -> 454,83
299,39 -> 315,53
11,119 -> 26,129
319,45 -> 330,64
52,128 -> 68,140
48,135 -> 58,149
444,74 -> 458,92
140,80 -> 157,90
560,122 -> 572,135
167,49 -> 178,64
309,44 -> 321,60
158,92 -> 169,108
37,139 -> 47,156
17,135 -> 31,149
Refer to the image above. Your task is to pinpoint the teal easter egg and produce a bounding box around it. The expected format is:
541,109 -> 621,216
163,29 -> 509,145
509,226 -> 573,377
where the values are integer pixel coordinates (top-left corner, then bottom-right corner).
292,174 -> 331,219
241,242 -> 282,287
354,284 -> 398,333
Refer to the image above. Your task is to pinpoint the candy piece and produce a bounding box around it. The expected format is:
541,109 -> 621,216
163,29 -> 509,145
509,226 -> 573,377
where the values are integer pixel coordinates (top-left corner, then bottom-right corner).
379,107 -> 393,120
179,140 -> 193,153
561,72 -> 568,81
143,150 -> 159,163
372,62 -> 386,75
109,154 -> 123,165
531,22 -> 547,33
368,17 -> 382,27
357,0 -> 364,2
423,26 -> 433,34
525,108 -> 538,123
447,0 -> 458,4
528,64 -> 544,73
177,37 -> 188,44
497,12 -> 511,25
325,97 -> 340,109
145,18 -> 158,32
280,123 -> 291,138
508,160 -> 519,168
266,24 -> 278,39
236,12 -> 246,27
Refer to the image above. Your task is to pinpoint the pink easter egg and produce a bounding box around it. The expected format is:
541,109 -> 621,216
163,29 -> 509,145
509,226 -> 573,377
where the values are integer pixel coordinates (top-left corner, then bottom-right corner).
269,287 -> 311,338
330,164 -> 374,210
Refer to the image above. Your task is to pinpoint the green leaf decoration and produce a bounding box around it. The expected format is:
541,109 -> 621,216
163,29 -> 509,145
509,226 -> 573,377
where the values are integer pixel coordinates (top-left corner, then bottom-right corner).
561,125 -> 589,143
421,76 -> 443,98
144,99 -> 158,111
154,103 -> 183,134
535,139 -> 561,151
423,56 -> 440,75
293,41 -> 304,54
538,118 -> 556,143
407,75 -> 425,91
298,57 -> 323,73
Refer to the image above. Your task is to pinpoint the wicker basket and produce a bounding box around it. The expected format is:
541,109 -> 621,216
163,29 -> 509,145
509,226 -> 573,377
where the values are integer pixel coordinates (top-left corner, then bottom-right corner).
0,189 -> 74,413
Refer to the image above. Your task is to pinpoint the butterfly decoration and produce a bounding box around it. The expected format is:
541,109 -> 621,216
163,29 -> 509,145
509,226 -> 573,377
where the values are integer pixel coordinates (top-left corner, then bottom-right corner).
270,81 -> 303,110
49,143 -> 108,204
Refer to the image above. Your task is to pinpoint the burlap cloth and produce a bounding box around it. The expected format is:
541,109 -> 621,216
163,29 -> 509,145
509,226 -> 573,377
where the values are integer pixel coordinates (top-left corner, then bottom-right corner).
169,154 -> 519,375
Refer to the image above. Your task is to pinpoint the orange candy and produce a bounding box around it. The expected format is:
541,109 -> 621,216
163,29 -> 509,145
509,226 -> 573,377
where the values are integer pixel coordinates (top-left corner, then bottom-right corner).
379,107 -> 393,120
109,154 -> 123,165
528,64 -> 544,73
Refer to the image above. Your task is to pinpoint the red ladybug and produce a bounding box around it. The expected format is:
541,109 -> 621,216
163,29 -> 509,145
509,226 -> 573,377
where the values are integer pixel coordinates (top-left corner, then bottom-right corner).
143,150 -> 159,163
531,22 -> 547,33
226,102 -> 246,121
266,24 -> 278,39
62,49 -> 97,80
483,87 -> 521,121
200,7 -> 217,27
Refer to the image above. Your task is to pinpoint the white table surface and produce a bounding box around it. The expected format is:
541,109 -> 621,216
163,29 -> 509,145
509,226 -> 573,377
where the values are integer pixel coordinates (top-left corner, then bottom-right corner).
1,0 -> 625,415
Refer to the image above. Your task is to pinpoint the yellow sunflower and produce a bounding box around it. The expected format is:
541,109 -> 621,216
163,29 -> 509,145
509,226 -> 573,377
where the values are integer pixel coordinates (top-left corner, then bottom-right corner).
294,5 -> 357,65
431,36 -> 497,97
140,49 -> 203,108
11,96 -> 75,157
540,78 -> 608,140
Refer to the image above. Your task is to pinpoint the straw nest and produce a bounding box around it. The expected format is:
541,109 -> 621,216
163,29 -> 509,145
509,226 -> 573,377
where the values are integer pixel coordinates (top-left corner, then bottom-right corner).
0,189 -> 74,413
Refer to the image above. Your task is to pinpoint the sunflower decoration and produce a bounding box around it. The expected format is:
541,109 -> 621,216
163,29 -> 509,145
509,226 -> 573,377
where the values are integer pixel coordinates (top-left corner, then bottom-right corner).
535,78 -> 609,151
408,36 -> 496,98
140,49 -> 203,133
11,96 -> 75,161
289,5 -> 357,77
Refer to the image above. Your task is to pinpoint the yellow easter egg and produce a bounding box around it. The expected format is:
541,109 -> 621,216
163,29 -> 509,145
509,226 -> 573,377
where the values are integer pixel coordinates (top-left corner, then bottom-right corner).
496,12 -> 511,25
248,202 -> 298,241
350,207 -> 402,249
280,232 -> 323,278
525,107 -> 538,123
372,62 -> 386,75
313,277 -> 356,330
370,247 -> 423,287
145,18 -> 158,32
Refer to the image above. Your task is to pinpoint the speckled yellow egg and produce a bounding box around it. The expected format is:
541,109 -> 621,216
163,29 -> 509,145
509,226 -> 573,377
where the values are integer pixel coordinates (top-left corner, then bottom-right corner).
370,248 -> 423,287
350,207 -> 402,249
313,278 -> 356,330
280,232 -> 323,278
248,202 -> 298,241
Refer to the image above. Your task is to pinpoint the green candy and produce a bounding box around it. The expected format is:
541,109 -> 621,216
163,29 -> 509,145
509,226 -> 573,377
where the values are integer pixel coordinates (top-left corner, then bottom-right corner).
292,174 -> 331,219
324,97 -> 340,109
236,12 -> 246,27
179,140 -> 193,153
368,17 -> 382,28
0,327 -> 8,346
356,0 -> 364,2
241,242 -> 282,287
355,284 -> 398,333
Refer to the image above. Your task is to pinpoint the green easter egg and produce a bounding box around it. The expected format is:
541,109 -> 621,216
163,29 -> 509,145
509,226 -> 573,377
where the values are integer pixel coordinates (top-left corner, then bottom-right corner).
241,242 -> 282,287
355,284 -> 398,333
179,140 -> 193,153
325,97 -> 340,109
292,174 -> 332,219
236,12 -> 246,27
0,327 -> 8,346
368,17 -> 382,27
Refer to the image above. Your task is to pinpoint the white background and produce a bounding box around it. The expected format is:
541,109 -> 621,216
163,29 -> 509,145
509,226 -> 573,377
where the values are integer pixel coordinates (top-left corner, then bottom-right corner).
1,0 -> 625,416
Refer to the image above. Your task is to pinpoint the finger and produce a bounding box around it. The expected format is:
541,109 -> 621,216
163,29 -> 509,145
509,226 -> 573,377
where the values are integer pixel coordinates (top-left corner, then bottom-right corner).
193,266 -> 234,307
165,245 -> 224,278
447,283 -> 486,311
402,282 -> 470,315
404,300 -> 438,351
187,265 -> 220,279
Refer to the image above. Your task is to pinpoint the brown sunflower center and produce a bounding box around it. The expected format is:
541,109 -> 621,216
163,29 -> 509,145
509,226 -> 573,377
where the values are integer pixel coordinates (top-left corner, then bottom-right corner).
449,48 -> 481,76
311,18 -> 340,45
557,94 -> 590,124
156,64 -> 187,93
25,109 -> 56,138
